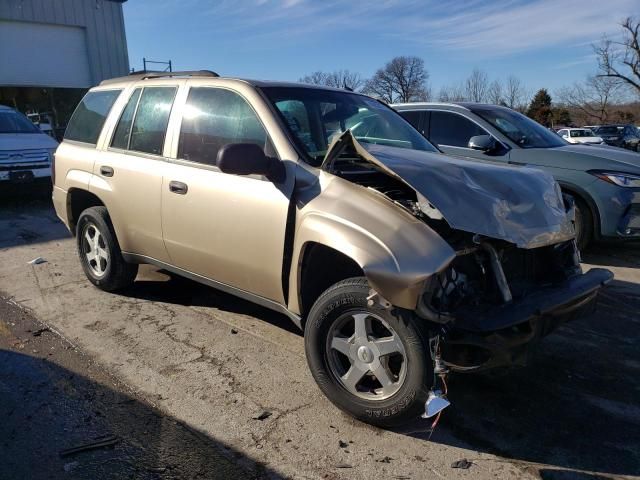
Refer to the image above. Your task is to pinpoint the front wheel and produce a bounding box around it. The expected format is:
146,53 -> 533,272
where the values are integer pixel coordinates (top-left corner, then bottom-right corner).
573,196 -> 593,251
304,277 -> 433,428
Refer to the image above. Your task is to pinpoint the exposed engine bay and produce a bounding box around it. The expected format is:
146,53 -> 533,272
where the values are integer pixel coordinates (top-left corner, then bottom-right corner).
323,132 -> 608,375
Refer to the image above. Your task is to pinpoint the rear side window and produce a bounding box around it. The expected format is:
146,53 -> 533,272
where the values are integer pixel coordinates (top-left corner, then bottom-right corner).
64,90 -> 121,145
129,87 -> 177,155
429,111 -> 486,148
399,110 -> 422,130
178,87 -> 267,166
111,88 -> 142,150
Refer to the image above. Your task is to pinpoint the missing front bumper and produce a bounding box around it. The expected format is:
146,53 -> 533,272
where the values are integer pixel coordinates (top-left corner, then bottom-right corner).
441,268 -> 613,371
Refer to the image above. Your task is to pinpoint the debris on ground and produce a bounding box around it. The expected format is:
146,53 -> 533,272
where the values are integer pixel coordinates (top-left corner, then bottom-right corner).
338,440 -> 348,448
63,461 -> 79,473
27,257 -> 47,265
335,463 -> 353,469
230,329 -> 238,334
31,327 -> 50,337
377,456 -> 394,463
451,458 -> 473,469
252,411 -> 272,421
59,435 -> 120,457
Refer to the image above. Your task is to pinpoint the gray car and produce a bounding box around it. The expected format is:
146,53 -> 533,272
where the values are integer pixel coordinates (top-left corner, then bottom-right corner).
393,102 -> 640,249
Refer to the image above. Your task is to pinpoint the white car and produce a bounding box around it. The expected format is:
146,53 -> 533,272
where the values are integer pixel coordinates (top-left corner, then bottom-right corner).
556,128 -> 604,145
0,105 -> 58,183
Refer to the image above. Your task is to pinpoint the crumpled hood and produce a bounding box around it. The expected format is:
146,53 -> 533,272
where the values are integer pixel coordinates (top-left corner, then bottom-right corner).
323,132 -> 575,248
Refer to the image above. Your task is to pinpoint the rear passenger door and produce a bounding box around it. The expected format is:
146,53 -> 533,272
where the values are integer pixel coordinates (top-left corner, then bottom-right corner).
161,86 -> 292,304
91,83 -> 179,262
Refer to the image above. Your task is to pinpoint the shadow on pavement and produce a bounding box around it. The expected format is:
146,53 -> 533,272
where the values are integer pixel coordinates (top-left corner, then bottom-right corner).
583,244 -> 640,269
118,267 -> 301,335
0,182 -> 70,249
401,278 -> 640,477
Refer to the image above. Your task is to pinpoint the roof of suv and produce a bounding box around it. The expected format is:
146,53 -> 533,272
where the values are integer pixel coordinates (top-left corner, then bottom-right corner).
392,102 -> 510,111
98,71 -> 355,93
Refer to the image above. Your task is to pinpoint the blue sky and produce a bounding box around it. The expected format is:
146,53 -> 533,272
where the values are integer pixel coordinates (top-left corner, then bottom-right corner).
123,0 -> 637,96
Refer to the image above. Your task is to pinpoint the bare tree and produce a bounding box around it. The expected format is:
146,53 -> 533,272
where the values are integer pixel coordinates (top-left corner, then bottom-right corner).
504,75 -> 528,111
464,68 -> 489,102
300,71 -> 329,86
594,17 -> 640,98
364,56 -> 430,103
299,70 -> 363,91
487,79 -> 503,104
557,75 -> 624,123
437,83 -> 467,102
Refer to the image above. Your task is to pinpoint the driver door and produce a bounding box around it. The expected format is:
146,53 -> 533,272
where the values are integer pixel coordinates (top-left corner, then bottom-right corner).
161,86 -> 293,303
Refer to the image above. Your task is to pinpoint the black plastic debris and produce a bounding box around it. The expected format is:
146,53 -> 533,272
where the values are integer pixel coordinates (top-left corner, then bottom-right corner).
59,435 -> 120,457
451,458 -> 473,469
252,411 -> 272,421
339,440 -> 348,448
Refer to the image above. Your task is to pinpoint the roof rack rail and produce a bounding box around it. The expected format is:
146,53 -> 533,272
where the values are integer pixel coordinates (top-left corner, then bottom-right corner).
100,70 -> 220,86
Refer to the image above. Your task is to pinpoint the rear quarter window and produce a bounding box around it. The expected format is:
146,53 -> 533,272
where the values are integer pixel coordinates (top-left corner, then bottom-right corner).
64,90 -> 121,145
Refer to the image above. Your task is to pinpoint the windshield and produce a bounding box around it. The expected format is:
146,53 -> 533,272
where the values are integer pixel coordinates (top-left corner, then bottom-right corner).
260,87 -> 437,165
570,129 -> 594,137
0,110 -> 40,134
470,106 -> 566,149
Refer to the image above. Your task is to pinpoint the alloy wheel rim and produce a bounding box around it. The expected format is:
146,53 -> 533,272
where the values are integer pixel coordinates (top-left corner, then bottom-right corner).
327,311 -> 407,401
82,223 -> 109,278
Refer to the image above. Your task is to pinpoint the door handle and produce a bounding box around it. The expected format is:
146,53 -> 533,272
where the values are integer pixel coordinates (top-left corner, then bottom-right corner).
169,180 -> 188,195
100,166 -> 114,177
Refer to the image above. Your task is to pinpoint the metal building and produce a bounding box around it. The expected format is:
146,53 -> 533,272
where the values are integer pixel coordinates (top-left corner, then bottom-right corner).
0,0 -> 129,134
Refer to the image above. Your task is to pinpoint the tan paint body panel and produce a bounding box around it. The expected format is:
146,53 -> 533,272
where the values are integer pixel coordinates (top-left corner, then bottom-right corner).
53,76 -> 458,319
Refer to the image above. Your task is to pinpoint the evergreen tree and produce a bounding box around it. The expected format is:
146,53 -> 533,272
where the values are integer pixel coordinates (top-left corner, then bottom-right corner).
527,89 -> 553,126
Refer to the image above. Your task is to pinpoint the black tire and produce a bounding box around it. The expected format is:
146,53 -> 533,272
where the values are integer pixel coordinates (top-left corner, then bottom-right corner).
573,196 -> 593,251
304,277 -> 433,428
76,206 -> 138,292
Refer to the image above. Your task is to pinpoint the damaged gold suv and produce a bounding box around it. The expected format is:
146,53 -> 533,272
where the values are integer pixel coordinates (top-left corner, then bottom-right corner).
53,71 -> 612,427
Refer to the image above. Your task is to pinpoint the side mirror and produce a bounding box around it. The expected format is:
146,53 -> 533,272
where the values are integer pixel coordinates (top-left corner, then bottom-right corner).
468,135 -> 496,152
217,143 -> 283,181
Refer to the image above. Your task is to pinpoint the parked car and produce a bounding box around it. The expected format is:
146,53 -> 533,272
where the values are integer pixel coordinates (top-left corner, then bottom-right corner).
556,128 -> 604,145
53,72 -> 611,427
0,105 -> 58,184
393,102 -> 640,249
593,124 -> 640,151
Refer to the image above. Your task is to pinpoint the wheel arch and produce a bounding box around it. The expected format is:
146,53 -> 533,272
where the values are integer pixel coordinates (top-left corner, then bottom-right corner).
67,188 -> 106,235
557,181 -> 601,240
288,211 -> 455,317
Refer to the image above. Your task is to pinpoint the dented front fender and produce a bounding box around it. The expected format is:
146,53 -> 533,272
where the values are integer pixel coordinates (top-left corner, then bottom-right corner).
288,172 -> 455,313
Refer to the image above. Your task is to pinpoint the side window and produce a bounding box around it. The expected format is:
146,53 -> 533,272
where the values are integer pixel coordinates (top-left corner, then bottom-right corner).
557,129 -> 566,137
64,89 -> 121,145
178,87 -> 267,166
429,111 -> 486,148
399,110 -> 422,131
111,88 -> 142,149
129,87 -> 177,155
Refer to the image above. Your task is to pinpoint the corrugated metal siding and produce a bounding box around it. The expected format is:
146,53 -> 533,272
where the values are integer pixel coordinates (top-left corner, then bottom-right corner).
0,0 -> 129,86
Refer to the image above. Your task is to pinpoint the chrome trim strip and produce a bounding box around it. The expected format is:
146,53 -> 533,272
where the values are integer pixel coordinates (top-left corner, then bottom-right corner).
122,252 -> 302,329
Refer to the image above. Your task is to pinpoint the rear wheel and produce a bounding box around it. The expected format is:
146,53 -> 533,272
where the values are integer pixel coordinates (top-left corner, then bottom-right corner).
304,277 -> 432,427
76,206 -> 138,291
